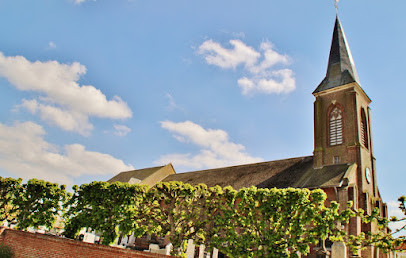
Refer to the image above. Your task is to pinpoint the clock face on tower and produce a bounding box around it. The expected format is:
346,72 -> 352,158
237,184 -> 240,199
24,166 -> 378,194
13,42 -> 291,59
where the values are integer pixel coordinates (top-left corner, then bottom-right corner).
365,167 -> 372,184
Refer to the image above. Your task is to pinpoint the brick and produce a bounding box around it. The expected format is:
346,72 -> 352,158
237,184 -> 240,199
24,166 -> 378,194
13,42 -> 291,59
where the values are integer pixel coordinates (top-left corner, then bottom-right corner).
0,227 -> 170,258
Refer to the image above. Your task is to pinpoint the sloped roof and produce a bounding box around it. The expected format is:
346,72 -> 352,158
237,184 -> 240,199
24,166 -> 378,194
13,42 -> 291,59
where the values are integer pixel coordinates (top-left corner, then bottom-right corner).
397,242 -> 406,251
257,159 -> 350,189
108,157 -> 352,190
313,16 -> 360,94
107,166 -> 165,183
163,156 -> 351,190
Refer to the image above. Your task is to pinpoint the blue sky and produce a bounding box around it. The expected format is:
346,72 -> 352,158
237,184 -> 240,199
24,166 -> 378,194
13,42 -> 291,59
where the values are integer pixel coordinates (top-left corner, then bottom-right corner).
0,0 -> 405,221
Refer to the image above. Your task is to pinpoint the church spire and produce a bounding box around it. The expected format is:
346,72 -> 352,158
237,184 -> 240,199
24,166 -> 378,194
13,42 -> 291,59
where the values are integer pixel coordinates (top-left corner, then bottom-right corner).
313,16 -> 360,94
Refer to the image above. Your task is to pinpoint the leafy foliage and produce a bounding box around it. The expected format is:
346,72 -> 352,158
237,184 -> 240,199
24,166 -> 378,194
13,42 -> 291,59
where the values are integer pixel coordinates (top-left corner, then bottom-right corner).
0,177 -> 21,224
64,181 -> 148,245
0,243 -> 14,258
346,196 -> 406,254
143,182 -> 354,257
209,187 -> 335,257
1,175 -> 404,257
13,179 -> 68,230
145,182 -> 221,255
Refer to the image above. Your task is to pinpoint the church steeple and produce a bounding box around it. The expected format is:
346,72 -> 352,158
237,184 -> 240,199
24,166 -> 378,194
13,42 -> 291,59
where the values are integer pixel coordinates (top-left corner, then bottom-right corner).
312,17 -> 385,254
312,16 -> 374,170
313,16 -> 360,94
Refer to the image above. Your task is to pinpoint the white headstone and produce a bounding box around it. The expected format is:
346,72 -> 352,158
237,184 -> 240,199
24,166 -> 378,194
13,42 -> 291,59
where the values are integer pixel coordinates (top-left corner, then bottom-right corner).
212,248 -> 219,258
186,239 -> 195,258
199,244 -> 205,258
83,232 -> 96,243
332,241 -> 347,258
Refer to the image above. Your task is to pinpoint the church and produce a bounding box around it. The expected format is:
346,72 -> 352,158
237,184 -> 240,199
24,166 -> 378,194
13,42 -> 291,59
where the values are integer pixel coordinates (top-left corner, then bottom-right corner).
109,16 -> 388,258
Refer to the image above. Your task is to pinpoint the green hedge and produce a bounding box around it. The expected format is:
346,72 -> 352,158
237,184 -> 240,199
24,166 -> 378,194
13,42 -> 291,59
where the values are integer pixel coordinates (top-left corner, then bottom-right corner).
0,176 -> 403,257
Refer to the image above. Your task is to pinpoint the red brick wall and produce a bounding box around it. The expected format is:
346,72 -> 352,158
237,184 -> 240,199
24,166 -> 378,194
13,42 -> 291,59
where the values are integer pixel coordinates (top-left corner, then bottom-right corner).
0,227 -> 170,258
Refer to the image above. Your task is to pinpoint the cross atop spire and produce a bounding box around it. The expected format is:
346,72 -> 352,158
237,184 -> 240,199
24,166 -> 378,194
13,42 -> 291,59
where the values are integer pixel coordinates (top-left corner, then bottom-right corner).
334,0 -> 339,14
313,16 -> 360,94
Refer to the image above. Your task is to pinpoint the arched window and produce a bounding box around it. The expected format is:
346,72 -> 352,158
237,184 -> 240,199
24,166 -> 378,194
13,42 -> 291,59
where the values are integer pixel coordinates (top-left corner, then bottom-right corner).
360,108 -> 369,149
329,106 -> 343,146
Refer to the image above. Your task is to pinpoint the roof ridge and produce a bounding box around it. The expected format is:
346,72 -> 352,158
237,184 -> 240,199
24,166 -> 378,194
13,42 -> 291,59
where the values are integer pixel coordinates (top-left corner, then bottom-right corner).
174,155 -> 313,175
118,165 -> 165,173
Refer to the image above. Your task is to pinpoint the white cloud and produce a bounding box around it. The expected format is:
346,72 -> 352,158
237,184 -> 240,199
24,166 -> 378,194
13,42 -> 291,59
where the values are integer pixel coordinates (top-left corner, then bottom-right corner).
165,93 -> 182,112
48,41 -> 56,49
232,32 -> 246,39
199,39 -> 260,69
165,93 -> 176,110
218,30 -> 246,39
198,39 -> 295,95
155,121 -> 263,170
387,200 -> 406,236
73,0 -> 95,4
0,121 -> 134,185
238,69 -> 295,95
21,99 -> 93,136
248,42 -> 289,74
113,124 -> 131,137
0,52 -> 132,135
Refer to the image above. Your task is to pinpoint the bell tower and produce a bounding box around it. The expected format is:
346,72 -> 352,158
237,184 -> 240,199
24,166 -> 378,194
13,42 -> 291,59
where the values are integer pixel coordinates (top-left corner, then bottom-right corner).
313,17 -> 379,208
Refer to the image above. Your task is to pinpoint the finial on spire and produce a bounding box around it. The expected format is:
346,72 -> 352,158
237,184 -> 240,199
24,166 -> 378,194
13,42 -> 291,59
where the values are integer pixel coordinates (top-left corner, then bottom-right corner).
334,0 -> 339,14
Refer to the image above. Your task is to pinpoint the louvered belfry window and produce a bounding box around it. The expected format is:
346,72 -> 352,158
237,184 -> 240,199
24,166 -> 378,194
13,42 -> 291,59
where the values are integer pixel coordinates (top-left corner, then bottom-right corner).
360,109 -> 369,149
329,107 -> 343,146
